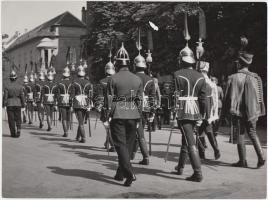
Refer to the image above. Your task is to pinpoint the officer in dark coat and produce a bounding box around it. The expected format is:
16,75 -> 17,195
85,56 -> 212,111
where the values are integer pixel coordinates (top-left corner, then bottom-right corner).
34,71 -> 46,128
131,53 -> 155,165
106,43 -> 142,187
41,70 -> 58,131
3,70 -> 26,137
98,56 -> 116,152
173,45 -> 207,182
57,65 -> 74,137
71,64 -> 93,143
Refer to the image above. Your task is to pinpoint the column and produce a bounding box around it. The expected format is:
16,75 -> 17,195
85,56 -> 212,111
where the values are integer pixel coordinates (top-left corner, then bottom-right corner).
40,48 -> 46,72
48,49 -> 52,67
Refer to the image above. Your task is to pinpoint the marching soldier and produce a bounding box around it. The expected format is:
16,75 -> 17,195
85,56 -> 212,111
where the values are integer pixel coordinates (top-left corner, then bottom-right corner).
98,53 -> 116,152
57,65 -> 74,137
34,71 -> 46,128
106,43 -> 142,186
173,44 -> 207,182
224,37 -> 265,168
72,64 -> 93,143
24,72 -> 35,124
22,74 -> 29,123
41,70 -> 58,131
197,61 -> 221,160
132,52 -> 155,165
3,69 -> 26,137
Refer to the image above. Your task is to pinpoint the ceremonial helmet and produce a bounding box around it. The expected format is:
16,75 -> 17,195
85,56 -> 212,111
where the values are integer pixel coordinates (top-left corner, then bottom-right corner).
179,44 -> 196,64
10,69 -> 17,80
23,74 -> 29,83
62,64 -> 71,78
199,61 -> 210,73
29,73 -> 35,82
105,60 -> 115,75
47,70 -> 54,81
77,64 -> 85,77
134,53 -> 147,68
39,71 -> 45,81
146,50 -> 153,63
83,60 -> 88,69
115,42 -> 130,66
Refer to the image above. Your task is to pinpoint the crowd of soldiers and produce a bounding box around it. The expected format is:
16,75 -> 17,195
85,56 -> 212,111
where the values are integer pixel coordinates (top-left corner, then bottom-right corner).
3,33 -> 266,186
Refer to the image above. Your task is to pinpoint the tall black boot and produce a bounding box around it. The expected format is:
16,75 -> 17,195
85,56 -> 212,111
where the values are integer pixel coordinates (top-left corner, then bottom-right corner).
198,136 -> 206,159
79,126 -> 86,143
62,120 -> 68,137
250,135 -> 265,168
138,138 -> 149,165
175,145 -> 188,175
186,145 -> 203,182
232,144 -> 247,167
207,132 -> 221,160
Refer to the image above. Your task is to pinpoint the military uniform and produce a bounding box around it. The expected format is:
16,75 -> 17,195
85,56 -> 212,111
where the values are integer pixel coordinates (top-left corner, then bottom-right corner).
57,78 -> 74,137
99,76 -> 115,150
197,62 -> 220,160
4,72 -> 26,137
72,77 -> 93,143
132,71 -> 155,164
41,80 -> 58,131
24,82 -> 35,124
34,79 -> 45,128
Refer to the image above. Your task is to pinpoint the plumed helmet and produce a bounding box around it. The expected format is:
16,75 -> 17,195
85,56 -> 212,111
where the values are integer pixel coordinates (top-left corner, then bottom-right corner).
134,53 -> 147,68
115,42 -> 130,66
47,70 -> 54,81
62,66 -> 70,77
23,74 -> 29,83
199,61 -> 210,72
29,73 -> 35,82
77,64 -> 85,77
146,50 -> 153,63
179,44 -> 196,64
39,71 -> 45,81
10,70 -> 17,79
105,61 -> 115,75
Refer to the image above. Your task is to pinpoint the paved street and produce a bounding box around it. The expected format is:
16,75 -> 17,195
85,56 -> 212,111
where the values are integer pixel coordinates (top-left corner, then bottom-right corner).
2,112 -> 267,198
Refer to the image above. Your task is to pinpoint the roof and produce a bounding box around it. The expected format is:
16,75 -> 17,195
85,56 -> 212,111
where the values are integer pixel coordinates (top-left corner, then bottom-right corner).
5,11 -> 86,52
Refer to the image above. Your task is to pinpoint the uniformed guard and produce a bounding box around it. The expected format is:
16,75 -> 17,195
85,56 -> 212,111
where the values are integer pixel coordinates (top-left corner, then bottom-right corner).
131,45 -> 155,165
3,69 -> 26,137
57,65 -> 74,137
224,36 -> 265,168
106,42 -> 142,186
34,71 -> 46,128
197,61 -> 221,160
22,74 -> 29,123
98,50 -> 116,152
41,70 -> 58,131
24,72 -> 36,124
72,63 -> 93,143
173,43 -> 207,182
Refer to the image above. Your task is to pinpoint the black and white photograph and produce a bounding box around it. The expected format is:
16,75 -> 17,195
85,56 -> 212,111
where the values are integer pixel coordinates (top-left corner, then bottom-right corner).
1,1 -> 267,198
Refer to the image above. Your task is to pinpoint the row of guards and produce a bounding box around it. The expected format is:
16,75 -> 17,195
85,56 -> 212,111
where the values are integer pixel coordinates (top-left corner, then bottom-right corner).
3,10 -> 266,187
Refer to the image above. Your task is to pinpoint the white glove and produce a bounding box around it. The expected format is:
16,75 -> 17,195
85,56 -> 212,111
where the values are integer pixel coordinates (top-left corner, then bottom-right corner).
103,121 -> 109,127
21,108 -> 26,112
136,122 -> 140,129
87,107 -> 91,112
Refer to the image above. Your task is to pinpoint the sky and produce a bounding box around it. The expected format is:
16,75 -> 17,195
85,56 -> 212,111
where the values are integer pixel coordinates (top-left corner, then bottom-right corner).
1,1 -> 86,38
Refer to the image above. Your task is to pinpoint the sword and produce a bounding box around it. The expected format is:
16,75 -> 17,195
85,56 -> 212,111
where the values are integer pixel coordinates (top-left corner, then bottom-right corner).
88,110 -> 92,137
104,124 -> 110,156
94,113 -> 98,130
148,116 -> 152,156
164,126 -> 173,162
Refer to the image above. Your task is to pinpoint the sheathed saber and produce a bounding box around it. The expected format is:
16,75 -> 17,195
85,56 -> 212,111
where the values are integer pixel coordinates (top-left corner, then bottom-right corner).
88,111 -> 92,137
164,127 -> 174,162
94,114 -> 98,129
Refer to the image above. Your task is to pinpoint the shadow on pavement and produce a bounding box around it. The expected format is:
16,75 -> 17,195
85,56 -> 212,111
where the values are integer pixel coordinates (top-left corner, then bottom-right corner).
47,166 -> 122,186
37,136 -> 73,142
152,150 -> 180,162
64,150 -> 118,162
29,132 -> 58,137
56,143 -> 108,152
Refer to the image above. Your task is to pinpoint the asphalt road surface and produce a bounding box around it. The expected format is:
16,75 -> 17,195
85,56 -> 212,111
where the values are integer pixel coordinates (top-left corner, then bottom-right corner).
2,112 -> 267,198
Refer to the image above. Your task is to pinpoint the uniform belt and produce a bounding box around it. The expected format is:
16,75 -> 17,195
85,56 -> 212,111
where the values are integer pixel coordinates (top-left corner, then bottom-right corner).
178,97 -> 198,100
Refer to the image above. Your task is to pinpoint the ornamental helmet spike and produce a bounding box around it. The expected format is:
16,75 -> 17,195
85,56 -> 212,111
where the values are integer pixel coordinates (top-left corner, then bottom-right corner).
77,64 -> 85,77
115,42 -> 130,66
29,72 -> 35,82
105,48 -> 115,75
179,43 -> 196,64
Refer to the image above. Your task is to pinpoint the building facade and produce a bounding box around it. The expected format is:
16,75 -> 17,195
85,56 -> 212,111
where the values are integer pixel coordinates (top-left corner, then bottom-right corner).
4,11 -> 87,81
